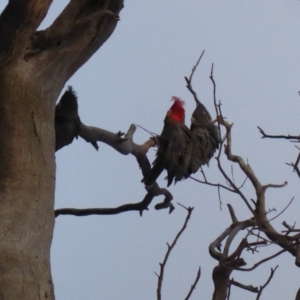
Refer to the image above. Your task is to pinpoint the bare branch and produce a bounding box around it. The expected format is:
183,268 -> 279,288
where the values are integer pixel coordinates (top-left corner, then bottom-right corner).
55,184 -> 173,217
256,266 -> 278,300
287,149 -> 300,178
184,50 -> 205,106
282,221 -> 300,234
261,181 -> 288,192
55,122 -> 175,217
230,280 -> 258,293
209,218 -> 256,261
227,204 -> 238,223
189,175 -> 236,193
268,197 -> 294,222
210,64 -> 222,142
258,126 -> 300,141
238,250 -> 285,272
156,207 -> 194,300
184,267 -> 201,300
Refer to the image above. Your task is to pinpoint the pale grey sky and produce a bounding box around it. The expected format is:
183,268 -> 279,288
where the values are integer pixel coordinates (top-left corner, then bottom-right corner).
2,1 -> 300,299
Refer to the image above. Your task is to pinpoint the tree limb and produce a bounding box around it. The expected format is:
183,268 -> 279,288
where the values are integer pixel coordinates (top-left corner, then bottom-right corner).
55,122 -> 176,216
0,0 -> 51,65
24,0 -> 124,83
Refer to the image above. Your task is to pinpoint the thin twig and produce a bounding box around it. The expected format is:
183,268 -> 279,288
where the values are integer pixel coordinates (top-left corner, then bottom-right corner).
258,127 -> 300,141
256,266 -> 278,300
268,197 -> 294,222
184,267 -> 201,300
189,175 -> 236,193
156,207 -> 194,300
238,250 -> 285,271
184,50 -> 205,106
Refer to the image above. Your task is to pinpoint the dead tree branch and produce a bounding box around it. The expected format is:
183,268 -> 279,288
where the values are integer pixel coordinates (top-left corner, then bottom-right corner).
255,266 -> 278,300
258,127 -> 300,141
230,280 -> 258,293
156,207 -> 195,300
55,123 -> 174,217
184,54 -> 296,299
238,250 -> 285,271
184,50 -> 205,107
287,149 -> 300,178
184,267 -> 201,300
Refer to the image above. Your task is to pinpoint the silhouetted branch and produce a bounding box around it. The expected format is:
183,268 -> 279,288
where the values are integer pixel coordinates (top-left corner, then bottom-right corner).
227,204 -> 238,223
184,267 -> 201,300
258,126 -> 300,141
156,207 -> 194,300
184,50 -> 205,107
238,249 -> 285,271
227,266 -> 278,300
256,266 -> 278,300
215,105 -> 296,257
189,175 -> 236,193
230,280 -> 258,293
282,221 -> 300,234
55,184 -> 173,217
287,148 -> 300,178
268,197 -> 294,222
209,214 -> 256,262
56,119 -> 174,217
261,181 -> 288,192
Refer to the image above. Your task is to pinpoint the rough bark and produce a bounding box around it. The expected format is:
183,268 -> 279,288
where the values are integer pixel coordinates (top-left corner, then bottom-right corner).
0,1 -> 123,299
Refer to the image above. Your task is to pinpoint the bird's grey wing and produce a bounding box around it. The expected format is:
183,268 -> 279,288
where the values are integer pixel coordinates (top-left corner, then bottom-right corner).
165,128 -> 189,186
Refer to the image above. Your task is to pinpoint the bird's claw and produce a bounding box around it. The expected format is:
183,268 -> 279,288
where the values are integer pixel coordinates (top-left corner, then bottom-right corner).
150,135 -> 159,147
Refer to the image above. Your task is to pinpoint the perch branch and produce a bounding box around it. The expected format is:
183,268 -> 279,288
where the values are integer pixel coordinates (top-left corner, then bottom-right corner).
55,123 -> 174,217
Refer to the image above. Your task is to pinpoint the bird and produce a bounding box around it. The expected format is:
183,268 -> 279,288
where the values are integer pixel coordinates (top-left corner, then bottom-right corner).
175,99 -> 219,182
142,97 -> 190,187
55,86 -> 81,151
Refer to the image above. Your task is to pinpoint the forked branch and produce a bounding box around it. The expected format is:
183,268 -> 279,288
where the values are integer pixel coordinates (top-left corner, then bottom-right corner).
55,123 -> 174,216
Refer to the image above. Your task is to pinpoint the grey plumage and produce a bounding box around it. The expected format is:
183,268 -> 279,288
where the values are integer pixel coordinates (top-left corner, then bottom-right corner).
142,98 -> 189,187
175,101 -> 219,182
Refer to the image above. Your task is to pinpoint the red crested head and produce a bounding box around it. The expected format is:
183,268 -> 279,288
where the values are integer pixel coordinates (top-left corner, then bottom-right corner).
168,96 -> 185,122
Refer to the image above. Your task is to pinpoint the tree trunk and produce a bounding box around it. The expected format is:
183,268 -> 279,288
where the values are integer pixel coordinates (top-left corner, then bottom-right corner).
0,1 -> 123,299
0,60 -> 57,299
